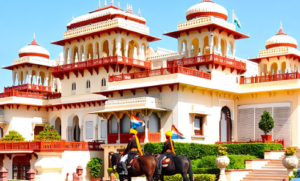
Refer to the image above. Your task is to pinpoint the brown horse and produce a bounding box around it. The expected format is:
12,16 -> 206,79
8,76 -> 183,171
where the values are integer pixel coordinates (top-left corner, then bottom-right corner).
155,154 -> 193,181
110,153 -> 158,181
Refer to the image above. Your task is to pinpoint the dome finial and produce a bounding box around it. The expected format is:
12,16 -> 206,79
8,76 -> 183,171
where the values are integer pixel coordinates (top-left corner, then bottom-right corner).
280,21 -> 282,30
98,0 -> 101,8
138,9 -> 141,16
104,0 -> 107,6
111,0 -> 114,5
33,33 -> 36,40
118,2 -> 120,9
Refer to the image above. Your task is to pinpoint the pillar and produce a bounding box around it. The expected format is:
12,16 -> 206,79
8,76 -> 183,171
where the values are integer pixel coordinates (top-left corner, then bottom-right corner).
68,48 -> 72,64
116,37 -> 122,56
80,125 -> 83,141
117,119 -> 120,143
12,72 -> 16,86
99,42 -> 102,58
209,34 -> 214,54
144,116 -> 149,142
218,37 -> 221,54
178,40 -> 182,55
45,76 -> 49,87
3,155 -> 12,180
63,47 -> 68,64
109,44 -> 114,57
28,74 -> 32,85
30,154 -> 37,171
199,38 -> 204,55
93,43 -> 97,59
78,46 -> 82,62
36,72 -> 40,85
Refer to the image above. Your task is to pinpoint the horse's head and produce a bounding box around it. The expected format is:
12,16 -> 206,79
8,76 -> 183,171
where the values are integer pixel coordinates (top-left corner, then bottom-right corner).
110,152 -> 120,171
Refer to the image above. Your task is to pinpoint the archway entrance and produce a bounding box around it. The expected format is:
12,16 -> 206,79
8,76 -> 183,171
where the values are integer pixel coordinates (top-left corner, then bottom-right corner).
219,106 -> 232,142
73,116 -> 80,142
13,156 -> 30,180
55,117 -> 61,136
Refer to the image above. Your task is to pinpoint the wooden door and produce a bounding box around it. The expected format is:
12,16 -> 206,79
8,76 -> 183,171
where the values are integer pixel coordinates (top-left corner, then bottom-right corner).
34,126 -> 44,140
13,156 -> 30,180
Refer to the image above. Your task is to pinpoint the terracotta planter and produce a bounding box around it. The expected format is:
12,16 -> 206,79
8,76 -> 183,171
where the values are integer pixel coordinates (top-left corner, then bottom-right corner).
91,178 -> 101,181
282,155 -> 298,176
261,135 -> 272,141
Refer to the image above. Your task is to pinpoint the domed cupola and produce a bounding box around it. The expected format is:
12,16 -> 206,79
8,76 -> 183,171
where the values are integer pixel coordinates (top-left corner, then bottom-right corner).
265,23 -> 297,49
19,34 -> 50,59
186,0 -> 228,21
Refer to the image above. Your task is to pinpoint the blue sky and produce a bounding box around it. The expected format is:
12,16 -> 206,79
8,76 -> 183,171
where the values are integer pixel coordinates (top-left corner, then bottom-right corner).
0,0 -> 299,89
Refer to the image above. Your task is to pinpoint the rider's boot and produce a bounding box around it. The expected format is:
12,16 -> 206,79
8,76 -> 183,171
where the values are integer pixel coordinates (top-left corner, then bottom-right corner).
119,162 -> 128,175
158,158 -> 163,175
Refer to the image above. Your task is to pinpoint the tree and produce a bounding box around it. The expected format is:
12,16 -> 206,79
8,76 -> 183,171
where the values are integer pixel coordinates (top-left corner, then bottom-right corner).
35,124 -> 61,141
2,130 -> 25,142
259,111 -> 274,135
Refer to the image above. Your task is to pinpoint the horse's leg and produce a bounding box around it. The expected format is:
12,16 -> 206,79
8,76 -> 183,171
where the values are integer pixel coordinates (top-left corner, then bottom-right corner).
181,173 -> 189,181
119,175 -> 125,181
128,176 -> 132,181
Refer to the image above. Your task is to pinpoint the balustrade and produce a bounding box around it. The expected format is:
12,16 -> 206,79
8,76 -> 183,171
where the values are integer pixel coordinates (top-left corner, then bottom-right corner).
240,72 -> 300,84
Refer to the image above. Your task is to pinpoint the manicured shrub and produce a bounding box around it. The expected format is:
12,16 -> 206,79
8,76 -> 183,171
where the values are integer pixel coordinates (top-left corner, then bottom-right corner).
144,142 -> 282,159
164,174 -> 216,181
1,130 -> 25,142
35,124 -> 61,141
192,155 -> 256,170
259,111 -> 274,135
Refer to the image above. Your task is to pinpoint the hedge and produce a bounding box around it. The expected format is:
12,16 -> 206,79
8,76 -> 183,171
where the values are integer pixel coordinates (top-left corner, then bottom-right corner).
192,155 -> 257,170
222,143 -> 282,158
107,169 -> 215,181
144,143 -> 282,159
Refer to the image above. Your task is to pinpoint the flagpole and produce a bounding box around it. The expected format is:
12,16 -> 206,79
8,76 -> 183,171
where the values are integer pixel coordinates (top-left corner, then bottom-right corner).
232,10 -> 235,24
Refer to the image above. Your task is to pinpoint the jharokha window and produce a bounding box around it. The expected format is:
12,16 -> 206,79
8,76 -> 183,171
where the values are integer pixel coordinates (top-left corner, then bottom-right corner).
194,117 -> 204,136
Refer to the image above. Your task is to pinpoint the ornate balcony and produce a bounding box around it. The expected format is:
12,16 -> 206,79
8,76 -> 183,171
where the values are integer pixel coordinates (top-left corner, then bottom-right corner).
52,56 -> 151,80
240,72 -> 300,84
4,84 -> 52,93
0,141 -> 103,152
0,90 -> 61,100
167,54 -> 247,75
108,66 -> 211,82
64,18 -> 150,39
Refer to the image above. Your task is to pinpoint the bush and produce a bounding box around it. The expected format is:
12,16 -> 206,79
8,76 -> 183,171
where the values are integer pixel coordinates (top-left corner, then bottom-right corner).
1,131 -> 25,142
223,143 -> 282,158
144,143 -> 282,159
35,124 -> 61,141
192,155 -> 256,170
164,174 -> 215,181
285,147 -> 297,156
107,168 -> 119,179
259,111 -> 274,135
87,157 -> 102,178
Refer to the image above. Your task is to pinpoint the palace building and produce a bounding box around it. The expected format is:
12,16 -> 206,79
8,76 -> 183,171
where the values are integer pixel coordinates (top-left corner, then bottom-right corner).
0,0 -> 298,180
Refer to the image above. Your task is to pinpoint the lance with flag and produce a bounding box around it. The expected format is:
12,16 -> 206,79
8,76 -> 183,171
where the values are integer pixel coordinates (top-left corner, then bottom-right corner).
131,114 -> 145,129
233,10 -> 242,29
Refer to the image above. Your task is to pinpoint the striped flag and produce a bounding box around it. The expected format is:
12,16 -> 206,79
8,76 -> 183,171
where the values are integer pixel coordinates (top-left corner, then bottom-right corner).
233,11 -> 242,29
171,125 -> 185,139
131,115 -> 145,129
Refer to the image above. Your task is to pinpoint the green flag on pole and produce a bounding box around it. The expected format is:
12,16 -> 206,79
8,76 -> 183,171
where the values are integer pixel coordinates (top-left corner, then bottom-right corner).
233,11 -> 242,29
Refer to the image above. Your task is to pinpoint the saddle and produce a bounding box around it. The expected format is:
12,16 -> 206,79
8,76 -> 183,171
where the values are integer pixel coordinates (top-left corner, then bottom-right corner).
161,157 -> 172,168
127,155 -> 139,168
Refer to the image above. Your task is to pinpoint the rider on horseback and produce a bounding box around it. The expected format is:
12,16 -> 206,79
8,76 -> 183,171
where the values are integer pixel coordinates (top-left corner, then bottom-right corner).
158,130 -> 176,174
119,128 -> 143,175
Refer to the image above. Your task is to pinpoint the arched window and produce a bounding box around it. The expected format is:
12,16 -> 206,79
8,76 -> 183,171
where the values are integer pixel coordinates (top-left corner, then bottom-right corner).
86,80 -> 91,89
72,82 -> 76,90
149,113 -> 160,133
136,113 -> 145,133
109,116 -> 118,134
101,78 -> 106,87
121,115 -> 131,133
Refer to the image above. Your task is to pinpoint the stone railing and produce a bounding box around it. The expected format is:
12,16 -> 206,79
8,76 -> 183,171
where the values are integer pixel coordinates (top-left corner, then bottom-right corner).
259,47 -> 290,57
64,19 -> 150,39
178,16 -> 235,31
12,57 -> 56,67
105,97 -> 162,106
148,52 -> 180,60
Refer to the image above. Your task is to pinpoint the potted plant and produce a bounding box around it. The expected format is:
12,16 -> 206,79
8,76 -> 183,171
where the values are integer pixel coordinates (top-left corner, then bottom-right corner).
215,146 -> 230,181
87,157 -> 102,181
282,147 -> 298,176
259,111 -> 274,141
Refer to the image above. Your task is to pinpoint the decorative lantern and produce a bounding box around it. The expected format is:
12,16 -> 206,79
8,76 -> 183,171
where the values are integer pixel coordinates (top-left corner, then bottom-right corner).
76,166 -> 83,176
27,169 -> 36,181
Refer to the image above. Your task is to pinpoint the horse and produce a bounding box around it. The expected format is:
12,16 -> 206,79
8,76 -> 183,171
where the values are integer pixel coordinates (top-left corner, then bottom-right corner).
155,154 -> 193,181
110,152 -> 159,181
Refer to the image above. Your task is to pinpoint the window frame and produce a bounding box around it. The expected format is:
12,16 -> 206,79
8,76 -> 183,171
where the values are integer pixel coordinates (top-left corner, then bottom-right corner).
86,80 -> 91,89
194,116 -> 204,136
101,78 -> 106,87
85,121 -> 94,139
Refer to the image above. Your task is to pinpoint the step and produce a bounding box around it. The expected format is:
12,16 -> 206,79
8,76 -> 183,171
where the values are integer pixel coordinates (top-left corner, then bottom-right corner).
246,173 -> 288,176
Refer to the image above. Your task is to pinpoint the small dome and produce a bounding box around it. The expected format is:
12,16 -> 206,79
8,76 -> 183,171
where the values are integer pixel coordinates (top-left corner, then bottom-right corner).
266,24 -> 297,49
19,34 -> 50,59
186,0 -> 228,21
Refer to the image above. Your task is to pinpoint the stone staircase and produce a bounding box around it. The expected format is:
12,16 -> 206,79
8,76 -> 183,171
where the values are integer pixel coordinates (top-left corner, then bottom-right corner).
241,154 -> 299,181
